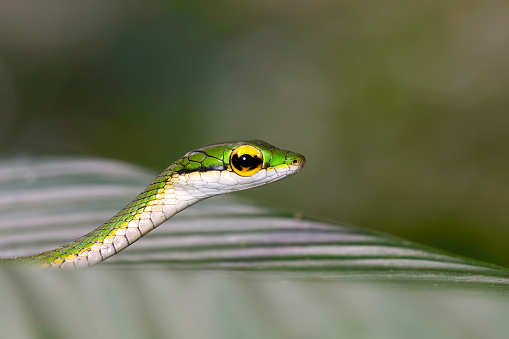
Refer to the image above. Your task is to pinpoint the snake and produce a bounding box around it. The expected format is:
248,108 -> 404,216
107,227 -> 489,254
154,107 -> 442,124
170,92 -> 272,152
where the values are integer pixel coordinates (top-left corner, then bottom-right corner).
0,140 -> 305,269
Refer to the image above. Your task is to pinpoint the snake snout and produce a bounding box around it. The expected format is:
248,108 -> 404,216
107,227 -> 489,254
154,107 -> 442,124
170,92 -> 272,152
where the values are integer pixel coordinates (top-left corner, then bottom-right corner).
287,152 -> 306,170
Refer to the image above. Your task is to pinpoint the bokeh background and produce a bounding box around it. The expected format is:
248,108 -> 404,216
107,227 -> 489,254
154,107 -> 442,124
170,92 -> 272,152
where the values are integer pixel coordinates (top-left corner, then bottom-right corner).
0,1 -> 508,266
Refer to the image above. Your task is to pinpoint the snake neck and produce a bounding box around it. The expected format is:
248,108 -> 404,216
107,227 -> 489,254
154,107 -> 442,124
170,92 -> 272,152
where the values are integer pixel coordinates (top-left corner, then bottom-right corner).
11,170 -> 211,268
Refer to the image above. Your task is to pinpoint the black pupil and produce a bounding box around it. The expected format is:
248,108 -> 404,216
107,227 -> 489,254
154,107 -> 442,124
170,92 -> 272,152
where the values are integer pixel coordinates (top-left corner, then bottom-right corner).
232,153 -> 262,171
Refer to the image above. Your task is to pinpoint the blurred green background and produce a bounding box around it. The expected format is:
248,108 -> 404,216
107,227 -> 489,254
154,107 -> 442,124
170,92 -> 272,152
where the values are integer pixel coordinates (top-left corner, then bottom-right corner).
0,1 -> 508,266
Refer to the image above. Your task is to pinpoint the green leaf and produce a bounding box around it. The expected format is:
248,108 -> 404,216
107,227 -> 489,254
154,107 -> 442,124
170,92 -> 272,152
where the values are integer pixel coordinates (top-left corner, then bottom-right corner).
0,156 -> 508,338
1,156 -> 508,286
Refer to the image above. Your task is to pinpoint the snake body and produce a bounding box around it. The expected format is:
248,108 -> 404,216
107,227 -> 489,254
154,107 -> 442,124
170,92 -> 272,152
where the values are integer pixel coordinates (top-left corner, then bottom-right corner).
0,140 -> 305,268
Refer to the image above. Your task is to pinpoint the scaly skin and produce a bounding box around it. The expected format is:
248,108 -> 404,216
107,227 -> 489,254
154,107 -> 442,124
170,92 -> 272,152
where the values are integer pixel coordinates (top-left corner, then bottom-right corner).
0,140 -> 305,268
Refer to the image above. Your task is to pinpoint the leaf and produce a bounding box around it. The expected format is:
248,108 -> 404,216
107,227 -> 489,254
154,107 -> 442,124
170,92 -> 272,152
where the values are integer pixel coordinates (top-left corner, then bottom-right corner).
1,156 -> 508,286
0,156 -> 508,338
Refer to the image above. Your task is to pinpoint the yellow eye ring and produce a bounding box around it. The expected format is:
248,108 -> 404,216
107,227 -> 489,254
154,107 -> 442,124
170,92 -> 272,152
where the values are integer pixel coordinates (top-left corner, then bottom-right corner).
230,145 -> 263,177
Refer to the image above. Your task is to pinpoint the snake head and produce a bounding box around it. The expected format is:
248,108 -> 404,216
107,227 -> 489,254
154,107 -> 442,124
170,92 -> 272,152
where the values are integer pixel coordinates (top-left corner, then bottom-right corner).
167,139 -> 305,194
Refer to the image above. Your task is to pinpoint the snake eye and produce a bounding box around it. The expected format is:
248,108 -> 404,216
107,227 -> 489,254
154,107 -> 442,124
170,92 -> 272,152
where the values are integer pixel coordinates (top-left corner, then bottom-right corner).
230,145 -> 263,177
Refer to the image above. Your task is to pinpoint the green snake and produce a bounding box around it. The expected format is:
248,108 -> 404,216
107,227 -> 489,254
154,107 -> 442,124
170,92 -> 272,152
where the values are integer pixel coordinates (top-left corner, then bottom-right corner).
0,140 -> 305,268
